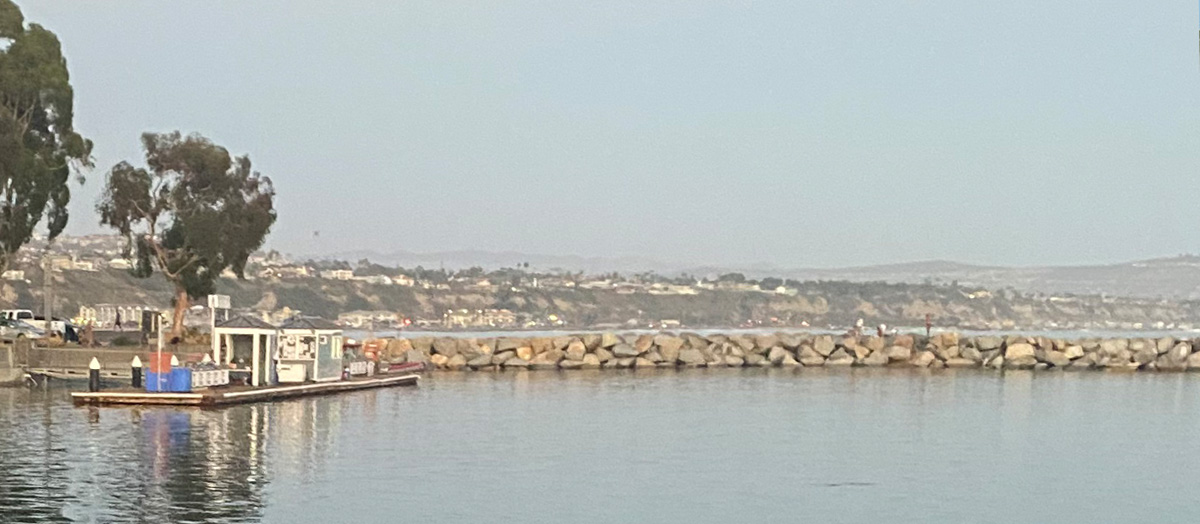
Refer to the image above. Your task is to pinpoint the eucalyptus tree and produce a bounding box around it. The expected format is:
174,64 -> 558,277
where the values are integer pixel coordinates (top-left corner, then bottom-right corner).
98,131 -> 276,337
0,0 -> 93,272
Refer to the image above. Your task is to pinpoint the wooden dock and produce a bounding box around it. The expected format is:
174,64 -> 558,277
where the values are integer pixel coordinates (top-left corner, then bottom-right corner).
71,373 -> 420,407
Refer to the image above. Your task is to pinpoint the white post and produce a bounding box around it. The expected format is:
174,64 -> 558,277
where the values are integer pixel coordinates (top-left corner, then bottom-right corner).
251,332 -> 261,387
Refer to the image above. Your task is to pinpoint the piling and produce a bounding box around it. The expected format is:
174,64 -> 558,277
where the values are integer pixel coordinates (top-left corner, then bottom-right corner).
131,355 -> 143,389
88,357 -> 101,392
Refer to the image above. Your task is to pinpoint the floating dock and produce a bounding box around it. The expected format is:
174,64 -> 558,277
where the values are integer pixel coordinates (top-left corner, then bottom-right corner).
71,373 -> 420,407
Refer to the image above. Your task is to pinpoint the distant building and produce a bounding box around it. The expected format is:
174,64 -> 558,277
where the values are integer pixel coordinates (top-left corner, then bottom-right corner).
319,269 -> 354,280
71,259 -> 97,271
259,265 -> 311,279
338,310 -> 400,328
78,304 -> 157,330
443,308 -> 517,328
108,258 -> 133,270
1,270 -> 24,281
393,274 -> 416,287
354,275 -> 393,285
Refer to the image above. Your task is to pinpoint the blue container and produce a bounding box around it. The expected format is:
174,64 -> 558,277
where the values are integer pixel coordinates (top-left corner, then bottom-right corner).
169,368 -> 193,392
145,371 -> 170,392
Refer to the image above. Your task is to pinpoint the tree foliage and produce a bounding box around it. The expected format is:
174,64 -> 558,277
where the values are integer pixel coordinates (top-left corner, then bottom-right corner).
98,131 -> 276,335
0,0 -> 92,270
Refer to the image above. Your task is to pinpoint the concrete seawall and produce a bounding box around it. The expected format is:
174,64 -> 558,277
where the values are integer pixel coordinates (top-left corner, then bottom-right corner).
378,332 -> 1200,372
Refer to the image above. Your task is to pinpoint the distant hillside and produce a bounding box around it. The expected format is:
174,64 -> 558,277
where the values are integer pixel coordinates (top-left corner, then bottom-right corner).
314,249 -> 1200,300
11,268 -> 1200,332
770,256 -> 1200,300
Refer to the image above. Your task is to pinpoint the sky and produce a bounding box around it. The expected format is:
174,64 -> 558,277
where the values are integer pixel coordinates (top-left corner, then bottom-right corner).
17,1 -> 1200,269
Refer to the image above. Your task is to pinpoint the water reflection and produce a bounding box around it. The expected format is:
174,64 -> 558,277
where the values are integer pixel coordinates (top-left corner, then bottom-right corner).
0,387 -> 350,524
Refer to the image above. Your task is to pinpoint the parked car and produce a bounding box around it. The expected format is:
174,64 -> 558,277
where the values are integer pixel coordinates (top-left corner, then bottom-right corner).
0,309 -> 34,322
0,318 -> 44,341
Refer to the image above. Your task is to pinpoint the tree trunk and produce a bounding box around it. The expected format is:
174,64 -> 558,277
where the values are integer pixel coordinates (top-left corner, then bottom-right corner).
171,284 -> 188,340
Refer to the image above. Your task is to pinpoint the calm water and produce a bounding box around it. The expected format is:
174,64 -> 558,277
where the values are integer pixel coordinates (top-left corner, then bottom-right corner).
3,369 -> 1200,523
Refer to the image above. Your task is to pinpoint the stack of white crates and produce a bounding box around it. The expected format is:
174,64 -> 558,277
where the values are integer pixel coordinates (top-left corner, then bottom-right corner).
191,369 -> 230,389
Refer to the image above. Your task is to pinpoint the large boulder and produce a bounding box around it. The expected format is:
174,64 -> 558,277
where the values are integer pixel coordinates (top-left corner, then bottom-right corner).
594,347 -> 614,363
884,346 -> 912,363
445,354 -> 467,370
862,336 -> 886,352
581,334 -> 602,350
1133,349 -> 1158,366
460,340 -> 491,359
516,346 -> 534,361
553,337 -> 574,351
960,346 -> 983,362
754,334 -> 780,351
779,333 -> 804,349
932,345 -> 960,361
613,344 -> 640,358
403,349 -> 430,364
386,338 -> 414,360
655,335 -> 684,354
565,340 -> 587,361
503,357 -> 530,368
1005,355 -> 1038,369
909,351 -> 936,367
467,355 -> 493,369
975,336 -> 1003,351
1063,345 -> 1085,360
496,338 -> 521,352
678,349 -> 706,366
826,348 -> 854,366
430,354 -> 449,368
411,337 -> 435,353
635,357 -> 657,368
937,332 -> 960,348
723,355 -> 745,367
1042,351 -> 1072,368
433,338 -> 459,357
1156,337 -> 1176,354
729,335 -> 756,353
1005,343 -> 1035,360
1068,353 -> 1097,369
945,358 -> 977,368
600,332 -> 620,348
634,335 -> 655,354
813,336 -> 836,357
463,352 -> 492,369
798,346 -> 826,366
745,354 -> 768,367
529,349 -> 564,369
559,359 -> 583,369
683,333 -> 708,350
1187,351 -> 1200,370
491,350 -> 516,365
659,342 -> 681,363
860,351 -> 889,366
581,353 -> 601,368
767,346 -> 792,365
1099,339 -> 1128,357
891,335 -> 915,349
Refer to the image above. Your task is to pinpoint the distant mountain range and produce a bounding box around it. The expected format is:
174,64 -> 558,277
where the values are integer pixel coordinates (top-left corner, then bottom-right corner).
314,249 -> 1200,300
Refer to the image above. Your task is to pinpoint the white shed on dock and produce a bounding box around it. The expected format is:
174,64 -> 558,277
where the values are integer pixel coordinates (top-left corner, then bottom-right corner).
212,315 -> 279,387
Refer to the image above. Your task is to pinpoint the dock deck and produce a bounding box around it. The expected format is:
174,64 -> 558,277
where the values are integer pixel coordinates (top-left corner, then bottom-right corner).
71,373 -> 420,407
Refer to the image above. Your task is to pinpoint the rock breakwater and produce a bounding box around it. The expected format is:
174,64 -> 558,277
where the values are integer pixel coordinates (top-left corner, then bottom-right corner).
378,332 -> 1200,372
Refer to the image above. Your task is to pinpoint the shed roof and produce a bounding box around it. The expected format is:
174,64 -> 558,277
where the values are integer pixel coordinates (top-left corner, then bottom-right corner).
279,316 -> 341,331
214,314 -> 277,330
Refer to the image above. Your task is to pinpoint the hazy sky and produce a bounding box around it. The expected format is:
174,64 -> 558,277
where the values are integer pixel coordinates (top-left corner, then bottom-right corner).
20,1 -> 1200,268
